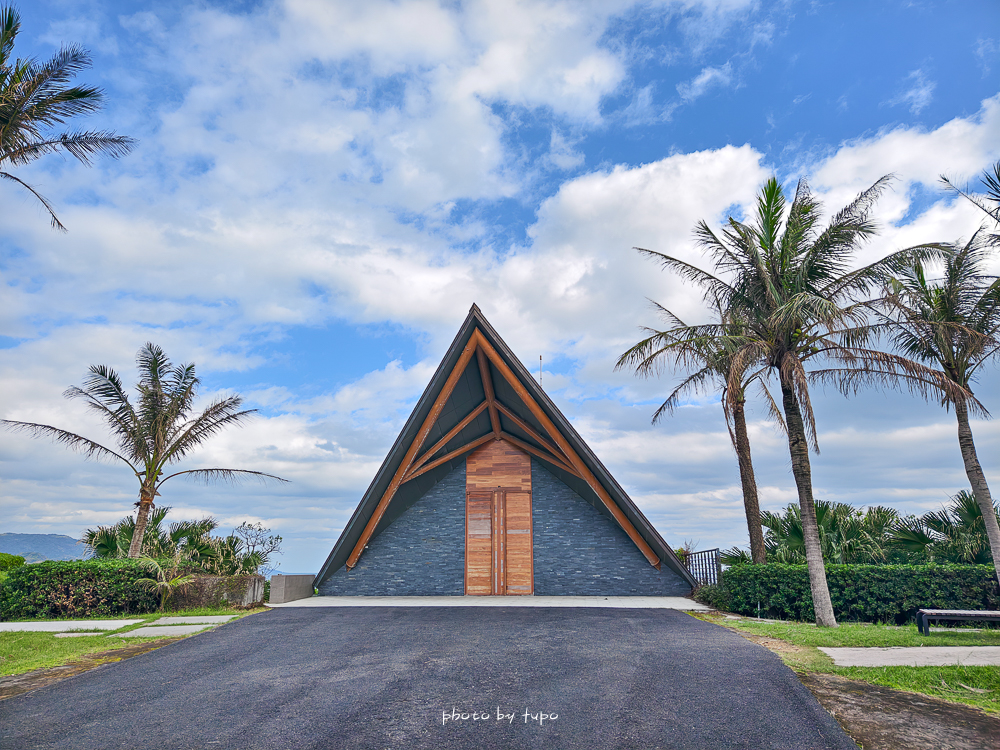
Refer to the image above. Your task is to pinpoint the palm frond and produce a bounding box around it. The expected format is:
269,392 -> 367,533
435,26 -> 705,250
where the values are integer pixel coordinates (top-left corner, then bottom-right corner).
0,171 -> 65,230
159,468 -> 290,486
0,420 -> 137,467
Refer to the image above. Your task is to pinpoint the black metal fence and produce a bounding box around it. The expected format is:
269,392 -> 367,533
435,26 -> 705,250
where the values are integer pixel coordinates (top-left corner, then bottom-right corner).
684,548 -> 720,586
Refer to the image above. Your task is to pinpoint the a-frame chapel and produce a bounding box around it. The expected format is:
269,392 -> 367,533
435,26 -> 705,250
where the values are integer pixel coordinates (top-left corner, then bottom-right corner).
315,305 -> 696,596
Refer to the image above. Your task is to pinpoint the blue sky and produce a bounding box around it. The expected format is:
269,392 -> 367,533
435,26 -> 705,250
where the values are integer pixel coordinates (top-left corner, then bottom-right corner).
1,0 -> 999,574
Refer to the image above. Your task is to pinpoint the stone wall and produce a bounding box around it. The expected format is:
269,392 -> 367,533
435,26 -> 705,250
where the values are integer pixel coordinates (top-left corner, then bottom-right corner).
531,460 -> 691,596
317,459 -> 691,596
318,463 -> 467,596
171,574 -> 265,610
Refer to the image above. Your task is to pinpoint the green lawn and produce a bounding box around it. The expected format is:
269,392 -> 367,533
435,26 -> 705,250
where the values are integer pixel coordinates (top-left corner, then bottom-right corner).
695,613 -> 1000,715
0,607 -> 267,677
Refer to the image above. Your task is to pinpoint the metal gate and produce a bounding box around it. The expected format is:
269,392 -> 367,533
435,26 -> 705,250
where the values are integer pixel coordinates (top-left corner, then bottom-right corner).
684,548 -> 720,586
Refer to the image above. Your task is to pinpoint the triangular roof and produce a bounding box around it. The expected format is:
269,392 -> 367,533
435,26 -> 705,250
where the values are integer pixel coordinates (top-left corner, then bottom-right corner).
316,305 -> 696,588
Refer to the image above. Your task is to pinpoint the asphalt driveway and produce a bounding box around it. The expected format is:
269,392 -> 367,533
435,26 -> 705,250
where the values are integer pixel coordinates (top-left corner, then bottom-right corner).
0,607 -> 857,750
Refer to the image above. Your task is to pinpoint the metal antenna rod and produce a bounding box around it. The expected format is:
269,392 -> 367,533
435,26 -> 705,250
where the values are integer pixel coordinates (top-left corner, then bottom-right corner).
539,355 -> 542,387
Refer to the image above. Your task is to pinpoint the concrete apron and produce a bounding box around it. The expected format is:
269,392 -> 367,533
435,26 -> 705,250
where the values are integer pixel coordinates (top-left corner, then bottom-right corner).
820,646 -> 1000,667
267,595 -> 709,609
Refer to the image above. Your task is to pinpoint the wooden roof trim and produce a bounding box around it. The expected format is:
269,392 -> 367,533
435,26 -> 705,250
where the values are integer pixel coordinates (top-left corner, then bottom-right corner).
408,400 -> 489,477
471,329 -> 662,569
345,337 -> 479,569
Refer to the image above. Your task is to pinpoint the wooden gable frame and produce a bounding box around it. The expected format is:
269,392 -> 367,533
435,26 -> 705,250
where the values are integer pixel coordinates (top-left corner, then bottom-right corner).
345,327 -> 661,570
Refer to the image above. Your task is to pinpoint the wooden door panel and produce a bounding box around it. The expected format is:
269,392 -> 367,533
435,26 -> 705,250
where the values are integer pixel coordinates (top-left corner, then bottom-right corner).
503,490 -> 533,595
465,440 -> 533,595
465,493 -> 493,595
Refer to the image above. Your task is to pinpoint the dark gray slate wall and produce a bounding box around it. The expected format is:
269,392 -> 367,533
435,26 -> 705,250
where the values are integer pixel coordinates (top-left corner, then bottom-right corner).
531,460 -> 691,596
318,458 -> 690,596
318,464 -> 467,596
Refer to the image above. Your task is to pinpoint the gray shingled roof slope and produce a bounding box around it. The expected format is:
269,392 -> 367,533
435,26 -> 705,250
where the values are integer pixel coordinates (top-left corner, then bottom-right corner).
315,305 -> 697,588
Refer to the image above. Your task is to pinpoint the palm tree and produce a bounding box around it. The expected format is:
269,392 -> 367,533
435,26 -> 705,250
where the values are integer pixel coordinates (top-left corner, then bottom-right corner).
3,343 -> 287,558
639,176 -> 953,626
135,552 -> 197,613
722,500 -> 899,566
0,4 -> 134,230
617,302 -> 775,563
940,160 -> 1000,231
83,508 -> 217,561
878,231 -> 1000,577
890,490 -> 1000,565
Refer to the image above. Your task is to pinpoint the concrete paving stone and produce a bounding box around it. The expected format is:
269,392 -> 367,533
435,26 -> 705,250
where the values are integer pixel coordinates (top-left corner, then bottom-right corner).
113,625 -> 212,638
0,620 -> 144,633
150,615 -> 236,625
820,646 -> 1000,667
267,595 -> 709,610
53,633 -> 103,638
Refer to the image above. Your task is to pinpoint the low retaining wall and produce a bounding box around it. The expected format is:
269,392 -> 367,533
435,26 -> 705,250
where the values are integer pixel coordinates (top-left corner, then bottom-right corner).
171,575 -> 265,610
269,574 -> 315,604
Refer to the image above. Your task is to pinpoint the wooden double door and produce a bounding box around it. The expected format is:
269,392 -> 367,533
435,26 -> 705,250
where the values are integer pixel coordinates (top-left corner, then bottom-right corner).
465,439 -> 533,595
465,489 -> 533,595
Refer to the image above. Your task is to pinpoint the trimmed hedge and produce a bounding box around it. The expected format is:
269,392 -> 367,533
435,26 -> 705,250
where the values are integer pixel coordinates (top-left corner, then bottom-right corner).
0,552 -> 25,572
0,559 -> 159,620
712,564 -> 1000,624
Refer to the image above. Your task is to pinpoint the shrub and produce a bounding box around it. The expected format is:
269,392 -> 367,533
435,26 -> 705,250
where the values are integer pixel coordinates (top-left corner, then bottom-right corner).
0,559 -> 159,620
719,563 -> 1000,624
693,583 -> 731,611
0,552 -> 25,572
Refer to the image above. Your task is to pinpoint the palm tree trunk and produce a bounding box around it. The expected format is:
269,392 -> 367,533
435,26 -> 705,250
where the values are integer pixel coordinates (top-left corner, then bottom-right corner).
128,496 -> 153,558
954,398 -> 1000,579
732,398 -> 766,563
779,375 -> 838,628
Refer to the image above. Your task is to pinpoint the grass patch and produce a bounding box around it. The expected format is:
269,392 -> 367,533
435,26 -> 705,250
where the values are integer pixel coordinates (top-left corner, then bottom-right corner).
695,612 -> 1000,715
0,631 -> 167,676
704,616 -> 1000,648
0,606 -> 267,677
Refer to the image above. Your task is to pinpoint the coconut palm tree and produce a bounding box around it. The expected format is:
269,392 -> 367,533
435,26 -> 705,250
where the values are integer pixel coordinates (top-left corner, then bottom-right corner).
639,176 -> 954,627
3,343 -> 287,557
617,302 -> 776,563
940,160 -> 1000,231
0,4 -> 134,230
878,230 -> 1000,577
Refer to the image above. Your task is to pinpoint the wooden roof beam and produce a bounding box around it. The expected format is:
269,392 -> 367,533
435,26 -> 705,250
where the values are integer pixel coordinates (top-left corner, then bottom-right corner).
404,433 -> 495,483
494,399 -> 571,467
499,431 -> 581,478
476,346 -> 502,437
407,400 -> 489,478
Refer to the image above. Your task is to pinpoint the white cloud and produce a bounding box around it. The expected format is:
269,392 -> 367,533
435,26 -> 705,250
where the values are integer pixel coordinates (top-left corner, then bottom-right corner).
887,68 -> 936,115
676,61 -> 733,102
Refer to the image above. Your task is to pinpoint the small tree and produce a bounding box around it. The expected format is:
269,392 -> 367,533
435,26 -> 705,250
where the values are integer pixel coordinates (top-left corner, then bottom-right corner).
135,553 -> 196,612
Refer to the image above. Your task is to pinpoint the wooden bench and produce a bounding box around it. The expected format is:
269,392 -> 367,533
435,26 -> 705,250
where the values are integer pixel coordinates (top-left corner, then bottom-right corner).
916,609 -> 1000,635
